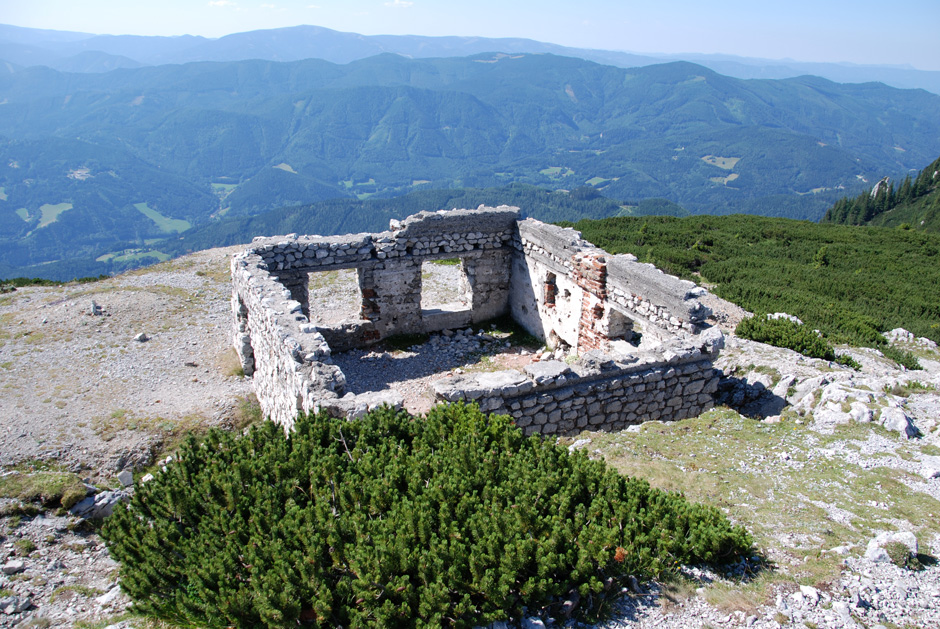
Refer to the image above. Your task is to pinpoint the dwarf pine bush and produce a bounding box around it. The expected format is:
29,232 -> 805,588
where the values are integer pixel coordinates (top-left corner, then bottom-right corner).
736,315 -> 869,369
102,403 -> 753,628
736,315 -> 835,360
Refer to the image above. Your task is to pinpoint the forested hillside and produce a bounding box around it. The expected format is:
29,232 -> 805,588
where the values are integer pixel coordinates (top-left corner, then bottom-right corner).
822,155 -> 940,231
2,52 -> 939,276
569,215 -> 940,350
0,185 -> 685,280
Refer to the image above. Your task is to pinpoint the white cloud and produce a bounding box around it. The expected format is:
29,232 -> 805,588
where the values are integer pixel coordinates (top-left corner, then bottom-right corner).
261,3 -> 276,7
384,0 -> 413,7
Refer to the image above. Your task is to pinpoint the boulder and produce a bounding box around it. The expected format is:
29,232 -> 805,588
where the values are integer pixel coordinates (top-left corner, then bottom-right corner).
1,560 -> 25,575
920,455 -> 940,479
697,326 -> 725,355
0,595 -> 31,615
879,407 -> 918,439
865,531 -> 918,563
69,490 -> 131,520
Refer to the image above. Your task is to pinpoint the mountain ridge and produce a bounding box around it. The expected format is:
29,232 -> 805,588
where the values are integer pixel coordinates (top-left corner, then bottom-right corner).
1,22 -> 938,94
2,52 -> 939,277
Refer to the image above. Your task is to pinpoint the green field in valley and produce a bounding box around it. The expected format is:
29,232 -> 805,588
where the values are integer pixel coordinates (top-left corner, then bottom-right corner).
38,203 -> 73,228
134,203 -> 191,234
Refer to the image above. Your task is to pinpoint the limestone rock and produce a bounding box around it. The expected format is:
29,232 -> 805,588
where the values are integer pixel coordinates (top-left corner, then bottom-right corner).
0,595 -> 31,615
799,585 -> 820,606
70,490 -> 131,520
320,390 -> 404,420
96,586 -> 123,606
524,360 -> 571,384
474,370 -> 534,396
117,470 -> 134,487
849,401 -> 873,423
920,455 -> 940,479
568,438 -> 591,452
698,326 -> 725,355
879,406 -> 918,439
865,531 -> 918,563
1,560 -> 25,575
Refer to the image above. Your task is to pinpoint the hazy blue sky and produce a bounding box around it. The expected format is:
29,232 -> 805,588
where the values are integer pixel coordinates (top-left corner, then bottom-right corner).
3,0 -> 938,71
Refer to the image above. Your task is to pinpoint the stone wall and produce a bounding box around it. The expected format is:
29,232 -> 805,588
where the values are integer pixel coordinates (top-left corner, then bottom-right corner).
232,206 -> 722,431
432,334 -> 724,434
231,206 -> 519,427
510,219 -> 710,354
230,252 -> 346,429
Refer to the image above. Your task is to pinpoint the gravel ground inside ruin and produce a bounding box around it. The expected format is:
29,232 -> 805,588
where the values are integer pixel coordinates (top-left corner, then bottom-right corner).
314,261 -> 541,414
2,248 -> 940,628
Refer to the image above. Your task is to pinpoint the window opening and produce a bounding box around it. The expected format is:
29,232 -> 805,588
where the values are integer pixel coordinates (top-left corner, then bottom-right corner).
421,258 -> 472,314
544,272 -> 557,308
307,268 -> 362,324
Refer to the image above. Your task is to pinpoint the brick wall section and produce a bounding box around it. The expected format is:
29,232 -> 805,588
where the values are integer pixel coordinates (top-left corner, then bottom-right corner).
513,220 -> 711,338
574,252 -> 609,352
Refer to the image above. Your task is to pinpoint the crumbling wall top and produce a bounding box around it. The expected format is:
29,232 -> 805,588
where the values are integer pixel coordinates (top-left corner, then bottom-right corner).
517,218 -> 597,256
606,256 -> 710,325
392,206 -> 520,238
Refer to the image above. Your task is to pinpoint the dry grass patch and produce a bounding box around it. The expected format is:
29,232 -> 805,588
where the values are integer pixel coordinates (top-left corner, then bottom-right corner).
92,409 -> 213,451
50,584 -> 104,603
214,347 -> 247,377
701,155 -> 741,170
581,408 -> 940,586
0,465 -> 87,509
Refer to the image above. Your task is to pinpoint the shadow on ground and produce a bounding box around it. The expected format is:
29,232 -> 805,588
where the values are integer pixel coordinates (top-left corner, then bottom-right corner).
715,372 -> 788,419
332,340 -> 524,394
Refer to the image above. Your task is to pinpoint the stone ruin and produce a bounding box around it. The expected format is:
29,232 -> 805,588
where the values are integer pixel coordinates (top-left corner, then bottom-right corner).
230,206 -> 725,434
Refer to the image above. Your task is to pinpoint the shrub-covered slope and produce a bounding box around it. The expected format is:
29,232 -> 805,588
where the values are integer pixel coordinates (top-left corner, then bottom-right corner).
571,214 -> 940,349
102,403 -> 753,628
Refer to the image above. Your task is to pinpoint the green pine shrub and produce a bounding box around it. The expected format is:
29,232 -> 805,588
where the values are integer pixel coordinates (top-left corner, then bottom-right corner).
884,541 -> 924,571
834,354 -> 862,370
101,403 -> 753,628
880,345 -> 923,371
735,315 -> 836,361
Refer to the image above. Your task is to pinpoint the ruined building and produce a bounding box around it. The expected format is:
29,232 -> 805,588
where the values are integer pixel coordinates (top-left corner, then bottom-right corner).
231,206 -> 724,434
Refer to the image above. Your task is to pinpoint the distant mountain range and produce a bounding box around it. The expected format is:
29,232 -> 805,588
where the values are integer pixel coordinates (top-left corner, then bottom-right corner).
1,33 -> 939,279
2,23 -> 939,95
